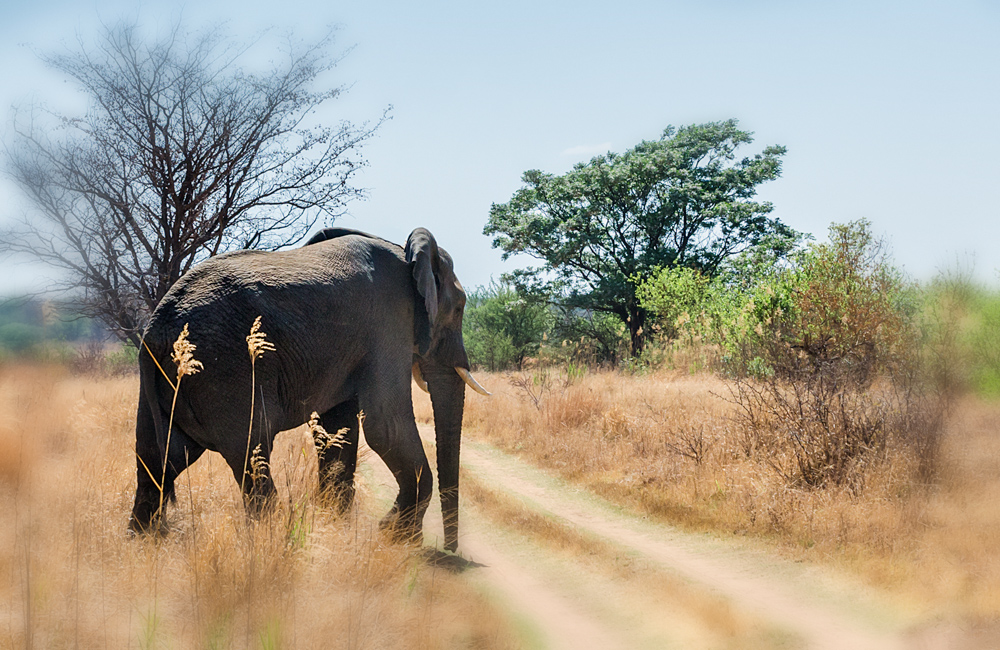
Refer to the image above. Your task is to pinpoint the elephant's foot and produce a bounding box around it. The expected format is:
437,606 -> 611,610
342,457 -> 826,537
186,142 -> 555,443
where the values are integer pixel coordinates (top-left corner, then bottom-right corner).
127,504 -> 168,538
379,505 -> 424,546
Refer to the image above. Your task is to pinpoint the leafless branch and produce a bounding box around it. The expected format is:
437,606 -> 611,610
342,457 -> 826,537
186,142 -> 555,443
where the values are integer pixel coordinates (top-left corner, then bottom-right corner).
3,22 -> 385,344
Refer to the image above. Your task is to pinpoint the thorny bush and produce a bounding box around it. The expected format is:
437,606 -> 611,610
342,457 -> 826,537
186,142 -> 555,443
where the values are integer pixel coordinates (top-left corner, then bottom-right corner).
728,221 -> 943,489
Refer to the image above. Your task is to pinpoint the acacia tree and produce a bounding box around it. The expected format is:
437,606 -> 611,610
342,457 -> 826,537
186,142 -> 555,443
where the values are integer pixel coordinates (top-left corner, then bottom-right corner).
485,120 -> 795,355
3,23 -> 384,346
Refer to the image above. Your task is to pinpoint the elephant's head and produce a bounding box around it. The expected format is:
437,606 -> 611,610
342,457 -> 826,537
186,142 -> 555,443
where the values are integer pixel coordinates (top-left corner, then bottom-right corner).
405,228 -> 488,552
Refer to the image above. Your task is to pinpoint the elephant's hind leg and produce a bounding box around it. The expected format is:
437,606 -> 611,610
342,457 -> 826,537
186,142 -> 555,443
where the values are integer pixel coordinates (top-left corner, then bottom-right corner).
129,394 -> 205,536
314,396 -> 361,514
224,429 -> 277,520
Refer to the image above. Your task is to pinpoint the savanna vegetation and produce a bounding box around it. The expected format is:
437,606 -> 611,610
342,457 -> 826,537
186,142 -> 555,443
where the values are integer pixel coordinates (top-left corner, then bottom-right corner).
461,214 -> 1000,621
2,225 -> 996,645
0,363 -> 518,649
1,14 -> 997,639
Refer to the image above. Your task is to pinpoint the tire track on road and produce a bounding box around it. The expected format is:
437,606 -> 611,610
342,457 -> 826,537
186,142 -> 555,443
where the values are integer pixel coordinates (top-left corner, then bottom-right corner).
458,438 -> 909,650
446,521 -> 632,650
409,427 -> 787,649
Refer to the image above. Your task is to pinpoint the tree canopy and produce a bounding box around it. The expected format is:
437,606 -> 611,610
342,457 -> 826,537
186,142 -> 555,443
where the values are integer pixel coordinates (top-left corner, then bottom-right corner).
485,119 -> 795,355
3,23 -> 383,346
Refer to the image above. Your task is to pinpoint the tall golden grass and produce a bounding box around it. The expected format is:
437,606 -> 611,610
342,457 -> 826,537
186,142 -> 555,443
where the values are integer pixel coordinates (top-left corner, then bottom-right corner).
448,368 -> 1000,619
0,364 -> 515,648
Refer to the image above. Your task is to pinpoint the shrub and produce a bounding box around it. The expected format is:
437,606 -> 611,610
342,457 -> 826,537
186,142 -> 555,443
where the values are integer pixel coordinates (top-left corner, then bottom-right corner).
547,308 -> 629,368
637,266 -> 713,340
740,221 -> 918,380
463,281 -> 552,371
637,233 -> 806,371
728,220 -> 940,489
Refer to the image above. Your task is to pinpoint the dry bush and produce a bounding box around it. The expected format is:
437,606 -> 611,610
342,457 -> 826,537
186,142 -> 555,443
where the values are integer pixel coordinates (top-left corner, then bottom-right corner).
464,369 -> 997,617
722,221 -> 943,491
0,364 -> 516,649
728,376 -> 942,491
68,340 -> 139,377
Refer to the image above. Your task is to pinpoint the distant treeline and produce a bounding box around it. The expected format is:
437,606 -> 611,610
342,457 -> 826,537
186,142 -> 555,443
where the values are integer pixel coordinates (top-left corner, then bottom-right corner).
0,297 -> 109,355
464,220 -> 1000,399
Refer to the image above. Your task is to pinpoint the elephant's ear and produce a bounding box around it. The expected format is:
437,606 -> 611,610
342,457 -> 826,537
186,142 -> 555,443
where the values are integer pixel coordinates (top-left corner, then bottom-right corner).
405,228 -> 439,355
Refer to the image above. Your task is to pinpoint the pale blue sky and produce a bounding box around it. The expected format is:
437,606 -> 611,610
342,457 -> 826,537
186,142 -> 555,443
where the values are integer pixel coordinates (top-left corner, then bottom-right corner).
2,0 -> 998,293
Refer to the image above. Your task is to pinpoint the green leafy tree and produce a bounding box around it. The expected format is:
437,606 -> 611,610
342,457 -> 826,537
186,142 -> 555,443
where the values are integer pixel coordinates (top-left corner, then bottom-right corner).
485,119 -> 793,355
463,281 -> 552,371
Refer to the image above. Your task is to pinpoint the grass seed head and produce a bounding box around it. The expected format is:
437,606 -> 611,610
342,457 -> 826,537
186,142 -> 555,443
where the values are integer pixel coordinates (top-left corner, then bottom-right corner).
250,443 -> 270,482
307,411 -> 348,461
247,316 -> 276,362
171,323 -> 204,379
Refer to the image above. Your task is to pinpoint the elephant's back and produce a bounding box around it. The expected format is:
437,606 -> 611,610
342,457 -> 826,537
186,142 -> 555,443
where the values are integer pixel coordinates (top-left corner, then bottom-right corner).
156,236 -> 399,305
143,236 -> 409,359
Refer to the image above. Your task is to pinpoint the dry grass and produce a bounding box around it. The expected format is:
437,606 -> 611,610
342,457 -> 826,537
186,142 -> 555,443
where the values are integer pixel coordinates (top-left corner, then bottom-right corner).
0,363 -> 516,649
453,368 -> 1000,620
912,397 -> 1000,617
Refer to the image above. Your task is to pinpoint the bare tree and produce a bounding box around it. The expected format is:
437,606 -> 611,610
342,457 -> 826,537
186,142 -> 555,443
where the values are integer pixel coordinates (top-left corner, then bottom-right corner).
3,22 -> 385,347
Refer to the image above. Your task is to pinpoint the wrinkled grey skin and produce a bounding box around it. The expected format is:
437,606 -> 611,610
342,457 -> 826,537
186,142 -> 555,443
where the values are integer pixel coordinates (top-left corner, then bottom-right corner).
129,227 -> 469,551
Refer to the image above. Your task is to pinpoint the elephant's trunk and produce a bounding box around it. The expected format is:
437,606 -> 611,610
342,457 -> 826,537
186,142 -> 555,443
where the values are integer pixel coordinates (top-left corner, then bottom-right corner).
423,361 -> 465,552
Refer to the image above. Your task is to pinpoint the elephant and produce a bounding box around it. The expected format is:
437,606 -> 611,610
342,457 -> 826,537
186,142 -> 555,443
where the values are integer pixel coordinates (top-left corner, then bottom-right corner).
128,227 -> 488,552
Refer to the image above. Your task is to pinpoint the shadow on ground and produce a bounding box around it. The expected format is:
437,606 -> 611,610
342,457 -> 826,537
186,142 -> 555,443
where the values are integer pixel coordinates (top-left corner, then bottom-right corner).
421,547 -> 487,573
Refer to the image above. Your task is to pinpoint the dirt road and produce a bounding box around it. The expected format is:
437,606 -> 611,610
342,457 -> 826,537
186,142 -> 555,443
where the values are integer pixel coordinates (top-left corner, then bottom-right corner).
369,426 -> 920,649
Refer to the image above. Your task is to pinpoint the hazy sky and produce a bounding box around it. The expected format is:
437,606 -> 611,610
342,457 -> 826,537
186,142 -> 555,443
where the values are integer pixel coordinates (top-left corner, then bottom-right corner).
1,0 -> 998,294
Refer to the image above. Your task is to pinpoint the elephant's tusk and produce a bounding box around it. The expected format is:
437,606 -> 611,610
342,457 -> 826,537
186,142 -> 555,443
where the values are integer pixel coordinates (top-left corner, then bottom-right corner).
412,362 -> 430,393
455,367 -> 491,396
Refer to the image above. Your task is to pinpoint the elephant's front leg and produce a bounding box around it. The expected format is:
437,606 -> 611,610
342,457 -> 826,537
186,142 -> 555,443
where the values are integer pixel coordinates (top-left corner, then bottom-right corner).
313,396 -> 361,513
363,410 -> 433,546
